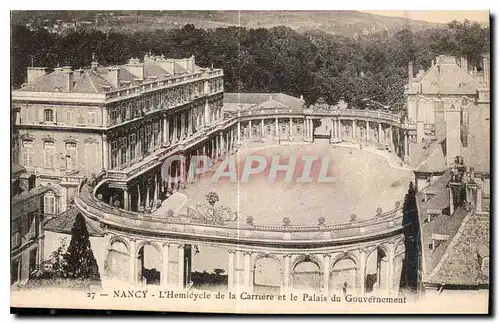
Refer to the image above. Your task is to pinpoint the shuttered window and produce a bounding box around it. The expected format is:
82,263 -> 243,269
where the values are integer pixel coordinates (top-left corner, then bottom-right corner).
43,141 -> 55,169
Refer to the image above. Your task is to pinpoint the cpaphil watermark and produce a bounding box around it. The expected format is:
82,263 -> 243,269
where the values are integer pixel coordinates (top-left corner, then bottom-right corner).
161,154 -> 335,185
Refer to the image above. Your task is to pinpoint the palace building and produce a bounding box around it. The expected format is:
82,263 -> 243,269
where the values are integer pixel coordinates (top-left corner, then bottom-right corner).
12,54 -> 225,213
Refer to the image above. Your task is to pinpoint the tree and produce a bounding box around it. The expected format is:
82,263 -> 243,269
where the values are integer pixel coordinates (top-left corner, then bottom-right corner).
62,213 -> 101,281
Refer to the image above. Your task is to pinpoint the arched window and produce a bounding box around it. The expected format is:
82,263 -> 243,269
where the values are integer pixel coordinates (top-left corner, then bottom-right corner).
44,109 -> 54,122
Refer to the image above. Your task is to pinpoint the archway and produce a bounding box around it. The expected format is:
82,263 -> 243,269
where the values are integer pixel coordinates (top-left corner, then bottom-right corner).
292,258 -> 321,291
104,239 -> 129,282
253,255 -> 282,294
365,246 -> 388,293
330,256 -> 357,294
137,243 -> 162,286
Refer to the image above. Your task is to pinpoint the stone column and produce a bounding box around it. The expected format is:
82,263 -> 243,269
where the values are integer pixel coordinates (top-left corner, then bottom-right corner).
476,186 -> 483,213
161,243 -> 170,287
261,119 -> 265,137
102,134 -> 108,171
137,184 -> 141,208
389,126 -> 393,151
289,118 -> 293,136
404,132 -> 409,157
378,123 -> 383,143
219,132 -> 225,157
163,115 -> 170,146
211,138 -> 216,160
358,249 -> 366,295
244,251 -> 252,290
153,173 -> 158,202
337,120 -> 341,140
303,119 -> 307,140
249,120 -> 253,139
129,239 -> 137,285
180,113 -> 185,141
352,120 -> 356,140
283,254 -> 291,291
204,99 -> 210,125
323,253 -> 331,296
187,109 -> 193,138
228,250 -> 236,292
178,244 -> 185,289
172,115 -> 178,144
366,120 -> 370,140
275,117 -> 279,139
386,243 -> 395,294
237,120 -> 241,143
123,188 -> 129,210
145,182 -> 150,208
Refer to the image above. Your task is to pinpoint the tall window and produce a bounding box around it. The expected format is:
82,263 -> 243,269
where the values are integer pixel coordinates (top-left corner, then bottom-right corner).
44,109 -> 54,123
110,141 -> 118,169
43,141 -> 55,169
153,122 -> 159,147
129,134 -> 136,161
146,125 -> 152,151
65,142 -> 77,171
44,194 -> 56,215
120,137 -> 127,165
23,140 -> 34,166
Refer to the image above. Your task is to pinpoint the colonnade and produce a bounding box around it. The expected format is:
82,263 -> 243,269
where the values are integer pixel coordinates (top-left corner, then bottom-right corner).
104,234 -> 405,295
111,125 -> 238,212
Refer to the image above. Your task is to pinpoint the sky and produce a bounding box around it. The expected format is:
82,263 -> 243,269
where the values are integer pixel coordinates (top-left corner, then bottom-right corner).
362,10 -> 490,24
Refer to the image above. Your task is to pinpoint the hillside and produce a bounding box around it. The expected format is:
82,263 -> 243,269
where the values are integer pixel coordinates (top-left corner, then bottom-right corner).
11,10 -> 444,37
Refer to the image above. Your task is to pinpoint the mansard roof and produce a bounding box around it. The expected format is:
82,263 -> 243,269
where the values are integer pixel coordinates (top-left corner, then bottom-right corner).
16,55 -> 207,94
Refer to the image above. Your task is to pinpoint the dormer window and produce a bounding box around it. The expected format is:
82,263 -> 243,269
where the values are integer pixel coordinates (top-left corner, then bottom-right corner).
459,82 -> 467,88
44,109 -> 54,123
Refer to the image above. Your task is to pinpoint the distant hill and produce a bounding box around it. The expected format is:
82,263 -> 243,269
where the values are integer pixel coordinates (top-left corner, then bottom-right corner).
11,10 -> 445,37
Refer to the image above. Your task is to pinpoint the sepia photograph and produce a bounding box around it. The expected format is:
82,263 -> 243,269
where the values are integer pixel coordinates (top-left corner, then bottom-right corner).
9,9 -> 491,315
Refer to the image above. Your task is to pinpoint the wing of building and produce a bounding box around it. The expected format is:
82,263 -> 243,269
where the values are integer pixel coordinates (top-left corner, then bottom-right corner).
406,55 -> 490,296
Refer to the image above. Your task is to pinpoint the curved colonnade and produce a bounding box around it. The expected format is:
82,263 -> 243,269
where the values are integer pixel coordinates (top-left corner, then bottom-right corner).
76,108 -> 412,295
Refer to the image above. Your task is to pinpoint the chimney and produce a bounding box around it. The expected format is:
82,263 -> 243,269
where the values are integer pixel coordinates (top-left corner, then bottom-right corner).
61,66 -> 73,92
482,56 -> 490,85
187,55 -> 195,72
300,95 -> 304,101
124,58 -> 144,80
175,58 -> 189,72
156,58 -> 176,75
107,66 -> 120,88
408,61 -> 413,88
27,67 -> 47,84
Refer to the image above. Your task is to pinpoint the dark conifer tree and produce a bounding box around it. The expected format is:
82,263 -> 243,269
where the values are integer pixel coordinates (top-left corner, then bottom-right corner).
63,213 -> 101,281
